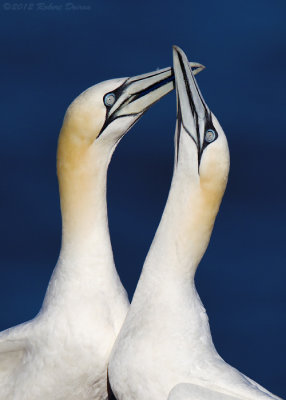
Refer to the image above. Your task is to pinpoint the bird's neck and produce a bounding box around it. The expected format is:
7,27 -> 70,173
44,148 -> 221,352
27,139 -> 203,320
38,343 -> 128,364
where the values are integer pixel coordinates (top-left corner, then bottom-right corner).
42,126 -> 125,312
57,130 -> 111,255
141,159 -> 226,284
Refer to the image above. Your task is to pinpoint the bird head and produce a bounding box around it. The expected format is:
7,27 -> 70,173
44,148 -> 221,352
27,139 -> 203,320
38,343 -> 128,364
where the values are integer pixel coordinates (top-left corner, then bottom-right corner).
173,46 -> 229,203
59,62 -> 205,160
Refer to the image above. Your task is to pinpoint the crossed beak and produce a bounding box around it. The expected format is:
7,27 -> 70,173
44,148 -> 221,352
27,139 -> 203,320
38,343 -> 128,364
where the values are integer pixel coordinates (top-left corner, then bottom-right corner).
99,58 -> 205,135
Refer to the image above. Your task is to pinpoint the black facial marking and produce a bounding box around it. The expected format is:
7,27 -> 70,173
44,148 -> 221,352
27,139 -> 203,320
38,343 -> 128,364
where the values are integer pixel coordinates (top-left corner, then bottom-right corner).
103,78 -> 129,112
98,78 -> 129,137
176,100 -> 182,163
201,115 -> 218,154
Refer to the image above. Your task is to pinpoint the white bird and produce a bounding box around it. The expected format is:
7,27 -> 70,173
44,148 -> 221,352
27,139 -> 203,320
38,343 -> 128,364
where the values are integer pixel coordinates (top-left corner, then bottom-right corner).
0,61 -> 204,400
108,46 -> 283,400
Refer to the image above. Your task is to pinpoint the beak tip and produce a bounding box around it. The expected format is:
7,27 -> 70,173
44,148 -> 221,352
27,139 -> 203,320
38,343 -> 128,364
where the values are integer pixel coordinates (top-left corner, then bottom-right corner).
173,46 -> 205,76
172,45 -> 182,56
172,45 -> 178,57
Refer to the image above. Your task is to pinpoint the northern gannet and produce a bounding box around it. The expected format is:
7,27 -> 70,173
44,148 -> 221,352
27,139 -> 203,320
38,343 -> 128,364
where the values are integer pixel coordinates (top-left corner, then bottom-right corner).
0,61 -> 204,400
108,47 -> 282,400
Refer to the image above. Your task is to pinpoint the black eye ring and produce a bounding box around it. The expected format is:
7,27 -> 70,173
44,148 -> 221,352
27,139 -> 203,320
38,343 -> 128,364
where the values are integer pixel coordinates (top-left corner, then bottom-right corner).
104,93 -> 116,107
205,129 -> 216,143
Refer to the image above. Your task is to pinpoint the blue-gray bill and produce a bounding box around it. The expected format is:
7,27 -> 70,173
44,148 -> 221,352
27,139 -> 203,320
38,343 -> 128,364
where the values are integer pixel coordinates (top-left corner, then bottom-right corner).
173,45 -> 216,167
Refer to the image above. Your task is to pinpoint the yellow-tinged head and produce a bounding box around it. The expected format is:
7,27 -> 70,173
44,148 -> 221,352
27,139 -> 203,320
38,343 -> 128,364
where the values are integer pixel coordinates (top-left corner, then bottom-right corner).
60,80 -> 124,147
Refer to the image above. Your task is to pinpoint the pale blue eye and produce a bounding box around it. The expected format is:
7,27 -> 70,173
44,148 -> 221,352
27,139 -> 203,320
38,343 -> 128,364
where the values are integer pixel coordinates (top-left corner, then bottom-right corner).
104,93 -> 116,107
205,129 -> 216,143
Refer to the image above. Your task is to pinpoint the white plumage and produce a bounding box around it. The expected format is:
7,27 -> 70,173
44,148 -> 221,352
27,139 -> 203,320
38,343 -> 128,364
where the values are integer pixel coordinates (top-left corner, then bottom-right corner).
0,62 -> 203,400
108,46 -> 282,400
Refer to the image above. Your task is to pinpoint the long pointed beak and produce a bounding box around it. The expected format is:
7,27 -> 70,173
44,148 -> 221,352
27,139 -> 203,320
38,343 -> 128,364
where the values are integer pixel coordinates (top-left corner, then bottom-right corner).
173,46 -> 211,164
101,60 -> 205,132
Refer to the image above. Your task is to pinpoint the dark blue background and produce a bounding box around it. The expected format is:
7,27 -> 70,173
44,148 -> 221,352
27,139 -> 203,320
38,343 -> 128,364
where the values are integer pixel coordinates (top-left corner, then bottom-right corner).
0,0 -> 285,396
